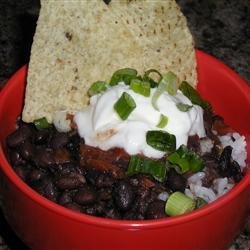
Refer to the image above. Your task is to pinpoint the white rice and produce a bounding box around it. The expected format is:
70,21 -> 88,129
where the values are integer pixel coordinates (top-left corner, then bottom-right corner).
158,191 -> 169,201
219,132 -> 247,168
185,132 -> 247,203
200,138 -> 214,155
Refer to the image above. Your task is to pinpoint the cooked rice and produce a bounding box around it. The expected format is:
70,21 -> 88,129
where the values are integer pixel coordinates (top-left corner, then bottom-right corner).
185,132 -> 247,203
219,132 -> 247,168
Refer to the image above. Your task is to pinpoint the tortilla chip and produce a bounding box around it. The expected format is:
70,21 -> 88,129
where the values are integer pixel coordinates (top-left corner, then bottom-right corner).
109,0 -> 197,86
22,0 -> 196,124
22,0 -> 144,123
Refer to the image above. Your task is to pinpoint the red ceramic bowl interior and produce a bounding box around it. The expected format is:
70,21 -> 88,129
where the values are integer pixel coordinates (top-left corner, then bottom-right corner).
0,50 -> 249,249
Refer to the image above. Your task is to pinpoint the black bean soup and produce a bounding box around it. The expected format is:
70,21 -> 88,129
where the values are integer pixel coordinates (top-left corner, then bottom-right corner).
5,112 -> 243,220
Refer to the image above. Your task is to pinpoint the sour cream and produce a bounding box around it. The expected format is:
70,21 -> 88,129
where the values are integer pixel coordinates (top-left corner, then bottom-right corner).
74,83 -> 205,158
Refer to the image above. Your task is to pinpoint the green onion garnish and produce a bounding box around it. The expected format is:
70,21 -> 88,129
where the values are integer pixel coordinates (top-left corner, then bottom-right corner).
151,71 -> 178,110
151,79 -> 166,110
165,191 -> 196,216
179,81 -> 212,112
126,155 -> 167,182
88,81 -> 107,97
110,68 -> 138,86
157,114 -> 168,128
195,197 -> 208,209
34,117 -> 52,130
176,103 -> 193,112
146,130 -> 176,152
161,71 -> 178,96
114,92 -> 136,120
167,145 -> 204,174
130,78 -> 151,97
143,69 -> 162,88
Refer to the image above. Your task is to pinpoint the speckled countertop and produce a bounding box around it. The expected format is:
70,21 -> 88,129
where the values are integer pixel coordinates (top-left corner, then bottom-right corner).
0,0 -> 249,249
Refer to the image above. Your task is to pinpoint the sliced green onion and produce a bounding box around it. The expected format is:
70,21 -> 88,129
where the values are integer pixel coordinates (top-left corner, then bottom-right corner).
195,197 -> 208,209
176,103 -> 193,112
114,92 -> 136,120
151,71 -> 178,110
167,145 -> 204,174
146,130 -> 176,152
130,78 -> 151,97
161,71 -> 179,96
165,191 -> 196,216
143,69 -> 162,88
179,81 -> 212,112
110,68 -> 137,86
34,117 -> 52,130
151,80 -> 166,110
88,81 -> 107,97
157,114 -> 168,128
126,155 -> 167,182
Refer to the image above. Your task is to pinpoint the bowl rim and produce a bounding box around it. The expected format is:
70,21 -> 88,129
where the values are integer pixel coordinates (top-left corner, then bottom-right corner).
0,50 -> 250,230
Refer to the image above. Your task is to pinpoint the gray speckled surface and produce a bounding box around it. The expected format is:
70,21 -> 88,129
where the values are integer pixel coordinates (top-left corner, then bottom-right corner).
0,0 -> 249,249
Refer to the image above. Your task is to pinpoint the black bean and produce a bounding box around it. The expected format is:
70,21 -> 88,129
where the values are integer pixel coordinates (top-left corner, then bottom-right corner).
85,202 -> 105,216
218,146 -> 232,176
105,208 -> 121,219
56,173 -> 86,190
98,188 -> 112,201
35,129 -> 51,144
134,199 -> 149,216
230,160 -> 243,182
187,135 -> 200,154
9,150 -> 25,166
123,210 -> 143,220
19,141 -> 34,160
74,187 -> 97,205
51,132 -> 69,149
58,191 -> 73,205
53,148 -> 71,165
165,168 -> 187,192
56,162 -> 75,175
41,179 -> 58,202
64,203 -> 82,212
203,110 -> 213,137
113,180 -> 134,212
6,125 -> 33,147
145,200 -> 166,219
67,133 -> 81,152
34,148 -> 55,168
28,168 -> 46,182
14,166 -> 29,181
96,174 -> 114,187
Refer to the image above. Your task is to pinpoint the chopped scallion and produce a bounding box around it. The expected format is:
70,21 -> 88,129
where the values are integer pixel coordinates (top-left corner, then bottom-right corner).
179,81 -> 212,112
110,68 -> 137,86
151,71 -> 178,110
34,117 -> 52,130
130,79 -> 151,97
176,103 -> 193,112
195,197 -> 208,209
143,69 -> 162,88
167,145 -> 204,174
151,80 -> 166,110
157,114 -> 168,128
114,92 -> 136,120
88,81 -> 107,96
161,71 -> 179,96
146,130 -> 176,152
126,155 -> 167,182
165,191 -> 196,216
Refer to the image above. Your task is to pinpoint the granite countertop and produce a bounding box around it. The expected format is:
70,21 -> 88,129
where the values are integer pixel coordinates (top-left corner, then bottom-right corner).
0,0 -> 249,249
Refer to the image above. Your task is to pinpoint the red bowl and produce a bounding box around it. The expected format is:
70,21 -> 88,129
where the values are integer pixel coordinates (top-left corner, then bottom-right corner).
0,50 -> 249,250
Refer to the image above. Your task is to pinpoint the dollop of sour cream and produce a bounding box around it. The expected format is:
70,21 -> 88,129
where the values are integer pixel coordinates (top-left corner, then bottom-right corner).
74,83 -> 205,158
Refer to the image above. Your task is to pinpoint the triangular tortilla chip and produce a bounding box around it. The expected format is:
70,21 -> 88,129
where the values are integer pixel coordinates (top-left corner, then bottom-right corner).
22,0 -> 196,124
